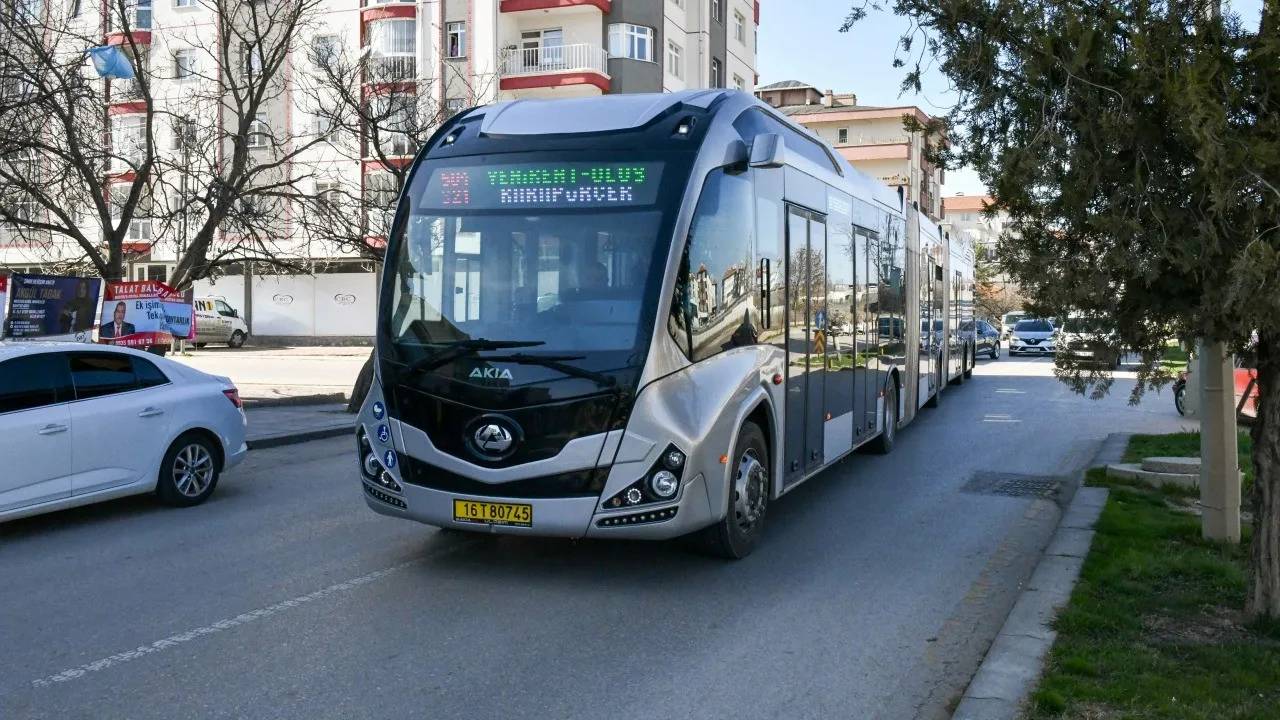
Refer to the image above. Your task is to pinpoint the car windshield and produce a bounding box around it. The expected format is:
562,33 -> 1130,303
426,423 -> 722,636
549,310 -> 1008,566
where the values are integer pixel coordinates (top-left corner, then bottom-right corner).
1003,313 -> 1024,325
383,154 -> 676,390
1015,319 -> 1052,332
1065,317 -> 1110,335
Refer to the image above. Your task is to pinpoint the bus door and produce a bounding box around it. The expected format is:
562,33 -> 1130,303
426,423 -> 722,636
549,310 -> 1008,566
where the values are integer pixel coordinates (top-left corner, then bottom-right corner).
917,256 -> 940,408
784,205 -> 828,483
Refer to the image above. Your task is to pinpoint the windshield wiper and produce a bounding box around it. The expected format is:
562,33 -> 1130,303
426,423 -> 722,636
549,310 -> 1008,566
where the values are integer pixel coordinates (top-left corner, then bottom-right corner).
481,353 -> 619,390
405,339 -> 546,375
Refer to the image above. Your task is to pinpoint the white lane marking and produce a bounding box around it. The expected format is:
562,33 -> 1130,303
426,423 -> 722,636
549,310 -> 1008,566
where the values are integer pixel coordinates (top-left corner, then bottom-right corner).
995,389 -> 1026,394
984,413 -> 1021,423
31,560 -> 416,688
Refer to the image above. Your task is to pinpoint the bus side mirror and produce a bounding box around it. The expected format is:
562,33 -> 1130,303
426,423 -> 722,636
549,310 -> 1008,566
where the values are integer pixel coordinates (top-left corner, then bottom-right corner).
749,134 -> 785,169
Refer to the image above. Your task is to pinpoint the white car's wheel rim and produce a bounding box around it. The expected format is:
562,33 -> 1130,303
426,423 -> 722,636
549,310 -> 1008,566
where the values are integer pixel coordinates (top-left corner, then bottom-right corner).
173,444 -> 215,497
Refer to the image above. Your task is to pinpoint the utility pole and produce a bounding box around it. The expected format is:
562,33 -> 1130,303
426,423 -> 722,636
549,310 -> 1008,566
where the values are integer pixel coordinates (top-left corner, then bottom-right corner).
1199,340 -> 1241,542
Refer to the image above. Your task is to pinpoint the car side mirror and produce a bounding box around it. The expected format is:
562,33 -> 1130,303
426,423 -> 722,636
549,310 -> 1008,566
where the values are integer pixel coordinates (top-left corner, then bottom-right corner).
749,133 -> 785,169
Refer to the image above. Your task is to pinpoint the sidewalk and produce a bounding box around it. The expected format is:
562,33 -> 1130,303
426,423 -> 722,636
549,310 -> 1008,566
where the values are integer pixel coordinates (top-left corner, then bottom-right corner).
244,403 -> 354,449
169,345 -> 369,403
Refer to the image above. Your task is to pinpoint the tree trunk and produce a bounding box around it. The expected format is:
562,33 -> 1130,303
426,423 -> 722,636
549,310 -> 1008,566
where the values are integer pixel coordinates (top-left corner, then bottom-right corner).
347,350 -> 375,414
1246,331 -> 1280,620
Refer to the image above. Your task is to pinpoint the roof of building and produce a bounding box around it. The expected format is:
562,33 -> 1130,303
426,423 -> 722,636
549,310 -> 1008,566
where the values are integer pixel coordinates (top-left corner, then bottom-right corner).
755,80 -> 815,92
942,195 -> 995,212
774,103 -> 886,115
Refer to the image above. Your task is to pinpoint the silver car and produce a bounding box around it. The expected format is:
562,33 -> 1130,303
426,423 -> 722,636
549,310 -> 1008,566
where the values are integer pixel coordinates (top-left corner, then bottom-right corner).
1008,318 -> 1056,356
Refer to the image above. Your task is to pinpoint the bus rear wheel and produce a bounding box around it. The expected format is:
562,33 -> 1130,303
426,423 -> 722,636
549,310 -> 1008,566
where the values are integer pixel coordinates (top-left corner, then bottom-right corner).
700,422 -> 769,560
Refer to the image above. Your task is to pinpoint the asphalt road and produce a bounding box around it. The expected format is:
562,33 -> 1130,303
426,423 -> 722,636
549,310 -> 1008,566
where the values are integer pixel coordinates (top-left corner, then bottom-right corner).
0,357 -> 1194,720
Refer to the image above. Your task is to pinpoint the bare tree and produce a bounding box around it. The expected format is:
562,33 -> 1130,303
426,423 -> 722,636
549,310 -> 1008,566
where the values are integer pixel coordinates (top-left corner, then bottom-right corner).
0,0 -> 157,281
292,39 -> 496,409
0,0 -> 330,290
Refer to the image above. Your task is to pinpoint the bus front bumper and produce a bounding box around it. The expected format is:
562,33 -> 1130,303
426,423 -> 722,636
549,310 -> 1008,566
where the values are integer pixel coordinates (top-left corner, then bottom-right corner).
362,472 -> 716,541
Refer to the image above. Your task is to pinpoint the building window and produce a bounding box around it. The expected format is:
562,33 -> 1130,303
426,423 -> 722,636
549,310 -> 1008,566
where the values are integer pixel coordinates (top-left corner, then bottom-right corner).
666,40 -> 682,79
312,35 -> 339,68
838,128 -> 848,145
173,48 -> 196,79
608,23 -> 653,62
368,18 -> 416,78
172,117 -> 197,150
111,115 -> 145,169
127,219 -> 153,242
313,113 -> 336,141
445,97 -> 467,117
247,113 -> 270,148
446,22 -> 466,58
315,180 -> 342,206
242,43 -> 263,78
733,74 -> 745,90
710,0 -> 723,24
174,0 -> 193,7
733,10 -> 745,43
710,57 -> 722,88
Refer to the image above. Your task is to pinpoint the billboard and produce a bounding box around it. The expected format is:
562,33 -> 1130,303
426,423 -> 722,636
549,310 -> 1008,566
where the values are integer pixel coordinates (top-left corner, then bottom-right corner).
0,276 -> 7,333
97,281 -> 195,348
5,274 -> 102,341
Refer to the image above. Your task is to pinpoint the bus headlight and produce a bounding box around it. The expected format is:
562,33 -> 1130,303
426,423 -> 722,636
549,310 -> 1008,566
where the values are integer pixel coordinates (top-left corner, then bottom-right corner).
650,470 -> 679,499
362,452 -> 381,479
664,450 -> 685,471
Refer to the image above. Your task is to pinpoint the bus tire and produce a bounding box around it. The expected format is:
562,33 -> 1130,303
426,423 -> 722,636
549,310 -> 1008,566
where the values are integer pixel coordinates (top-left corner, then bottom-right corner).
700,422 -> 770,560
963,346 -> 974,378
870,382 -> 897,455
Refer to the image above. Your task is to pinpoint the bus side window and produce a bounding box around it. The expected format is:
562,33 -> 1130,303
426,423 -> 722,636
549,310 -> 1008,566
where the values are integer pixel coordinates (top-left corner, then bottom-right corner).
667,168 -> 757,362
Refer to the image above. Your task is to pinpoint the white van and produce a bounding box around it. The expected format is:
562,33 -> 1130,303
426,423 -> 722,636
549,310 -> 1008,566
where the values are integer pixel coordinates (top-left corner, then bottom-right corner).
193,296 -> 249,348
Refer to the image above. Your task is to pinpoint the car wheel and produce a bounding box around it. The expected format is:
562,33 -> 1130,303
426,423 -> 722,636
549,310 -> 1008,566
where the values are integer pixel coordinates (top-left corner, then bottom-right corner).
156,433 -> 221,507
926,368 -> 942,408
991,343 -> 1001,359
1174,383 -> 1187,416
870,382 -> 897,455
700,422 -> 770,560
228,330 -> 247,349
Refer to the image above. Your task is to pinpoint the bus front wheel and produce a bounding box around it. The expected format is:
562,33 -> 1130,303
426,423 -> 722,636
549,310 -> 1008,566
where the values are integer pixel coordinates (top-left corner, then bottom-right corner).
700,422 -> 770,560
870,383 -> 897,455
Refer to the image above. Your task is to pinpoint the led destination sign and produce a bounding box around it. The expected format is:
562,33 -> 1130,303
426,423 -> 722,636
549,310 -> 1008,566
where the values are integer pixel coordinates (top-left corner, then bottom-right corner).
420,162 -> 664,210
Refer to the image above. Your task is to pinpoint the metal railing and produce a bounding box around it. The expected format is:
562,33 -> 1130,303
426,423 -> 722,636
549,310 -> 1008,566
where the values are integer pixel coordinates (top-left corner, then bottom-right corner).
367,55 -> 417,83
501,43 -> 608,77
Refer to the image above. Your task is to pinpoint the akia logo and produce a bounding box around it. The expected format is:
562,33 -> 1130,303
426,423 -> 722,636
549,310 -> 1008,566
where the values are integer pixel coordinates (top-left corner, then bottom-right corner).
470,367 -> 513,380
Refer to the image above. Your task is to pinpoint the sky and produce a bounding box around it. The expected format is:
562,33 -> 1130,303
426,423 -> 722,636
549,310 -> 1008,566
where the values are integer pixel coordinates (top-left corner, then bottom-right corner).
756,0 -> 1266,199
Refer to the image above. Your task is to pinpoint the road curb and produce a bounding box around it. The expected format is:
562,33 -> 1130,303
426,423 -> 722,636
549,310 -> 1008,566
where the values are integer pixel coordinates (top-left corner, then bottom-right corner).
247,425 -> 353,450
242,392 -> 348,409
951,433 -> 1130,720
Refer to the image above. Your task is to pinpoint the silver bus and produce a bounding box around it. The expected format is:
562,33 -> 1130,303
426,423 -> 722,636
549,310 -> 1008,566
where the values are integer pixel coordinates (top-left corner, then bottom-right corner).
355,90 -> 975,558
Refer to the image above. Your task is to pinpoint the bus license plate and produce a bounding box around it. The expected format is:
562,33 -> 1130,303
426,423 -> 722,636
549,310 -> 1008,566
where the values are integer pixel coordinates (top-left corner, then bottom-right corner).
453,500 -> 533,527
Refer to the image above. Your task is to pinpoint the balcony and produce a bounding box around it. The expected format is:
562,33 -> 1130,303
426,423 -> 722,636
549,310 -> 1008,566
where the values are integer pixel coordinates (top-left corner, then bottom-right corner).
366,55 -> 417,85
105,3 -> 152,46
500,0 -> 611,12
108,79 -> 146,114
500,43 -> 609,94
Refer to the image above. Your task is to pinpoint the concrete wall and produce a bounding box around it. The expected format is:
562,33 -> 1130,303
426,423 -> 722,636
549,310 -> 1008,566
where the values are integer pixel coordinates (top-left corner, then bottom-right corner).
194,272 -> 376,339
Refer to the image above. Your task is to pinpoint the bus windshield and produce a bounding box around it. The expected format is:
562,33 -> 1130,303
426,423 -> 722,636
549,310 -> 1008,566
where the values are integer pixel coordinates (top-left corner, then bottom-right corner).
383,156 -> 676,389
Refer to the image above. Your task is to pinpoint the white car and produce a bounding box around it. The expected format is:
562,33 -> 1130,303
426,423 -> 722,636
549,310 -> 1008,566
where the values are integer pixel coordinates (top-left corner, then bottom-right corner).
1008,318 -> 1057,356
0,342 -> 247,522
193,296 -> 250,348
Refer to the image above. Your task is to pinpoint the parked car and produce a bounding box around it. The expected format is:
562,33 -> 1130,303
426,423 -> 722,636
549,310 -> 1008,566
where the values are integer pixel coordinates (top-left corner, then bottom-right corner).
1174,351 -> 1259,421
1001,310 -> 1028,340
1056,315 -> 1122,367
964,319 -> 1002,359
1008,318 -> 1056,356
194,296 -> 249,348
0,342 -> 247,523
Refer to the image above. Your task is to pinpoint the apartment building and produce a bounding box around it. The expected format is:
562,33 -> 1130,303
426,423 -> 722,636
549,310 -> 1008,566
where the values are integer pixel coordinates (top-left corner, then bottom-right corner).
941,194 -> 1006,263
2,0 -> 760,288
755,80 -> 945,221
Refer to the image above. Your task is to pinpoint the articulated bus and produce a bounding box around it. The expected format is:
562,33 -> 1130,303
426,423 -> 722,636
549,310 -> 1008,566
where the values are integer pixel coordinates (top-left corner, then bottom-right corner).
356,90 -> 975,558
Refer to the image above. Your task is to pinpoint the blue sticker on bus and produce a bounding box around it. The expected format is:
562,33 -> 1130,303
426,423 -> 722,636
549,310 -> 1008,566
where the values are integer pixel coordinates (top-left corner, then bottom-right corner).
377,424 -> 390,444
372,401 -> 385,420
383,450 -> 397,469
